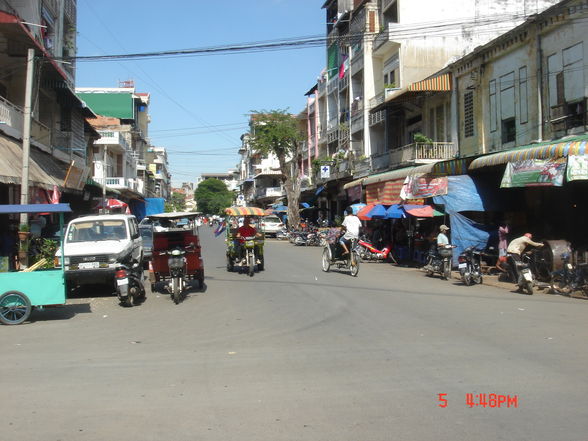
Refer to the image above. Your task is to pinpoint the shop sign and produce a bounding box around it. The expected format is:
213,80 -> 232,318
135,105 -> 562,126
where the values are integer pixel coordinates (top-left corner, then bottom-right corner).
566,155 -> 588,182
501,158 -> 566,188
320,165 -> 330,179
400,175 -> 448,200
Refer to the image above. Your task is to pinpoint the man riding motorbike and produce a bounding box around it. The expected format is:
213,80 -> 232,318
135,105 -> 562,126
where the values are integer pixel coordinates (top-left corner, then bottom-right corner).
235,216 -> 260,264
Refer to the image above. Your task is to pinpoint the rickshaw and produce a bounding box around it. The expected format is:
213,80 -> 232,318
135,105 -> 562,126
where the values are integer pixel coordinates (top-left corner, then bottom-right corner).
147,212 -> 204,303
224,206 -> 266,276
0,203 -> 72,325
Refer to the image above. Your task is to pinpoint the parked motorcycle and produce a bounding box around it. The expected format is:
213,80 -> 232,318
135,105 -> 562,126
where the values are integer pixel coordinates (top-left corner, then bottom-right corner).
424,244 -> 455,280
115,261 -> 145,307
166,248 -> 187,304
507,253 -> 535,295
356,235 -> 394,262
549,253 -> 588,296
457,247 -> 483,285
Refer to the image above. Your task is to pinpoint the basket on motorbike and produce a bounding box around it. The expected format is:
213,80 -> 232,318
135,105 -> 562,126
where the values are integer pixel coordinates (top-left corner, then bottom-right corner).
438,247 -> 453,257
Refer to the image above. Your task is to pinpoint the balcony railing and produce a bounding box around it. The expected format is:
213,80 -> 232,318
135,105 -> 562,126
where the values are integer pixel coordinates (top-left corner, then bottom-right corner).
255,186 -> 283,198
369,110 -> 386,126
369,92 -> 385,109
371,152 -> 391,171
374,27 -> 389,51
94,177 -> 138,192
389,142 -> 458,168
351,53 -> 364,73
327,76 -> 338,94
351,113 -> 364,134
338,73 -> 349,91
318,80 -> 327,96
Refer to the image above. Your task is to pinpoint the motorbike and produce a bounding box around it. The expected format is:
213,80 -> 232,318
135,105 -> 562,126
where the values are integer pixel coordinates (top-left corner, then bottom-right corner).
356,235 -> 394,262
457,247 -> 483,286
321,237 -> 360,277
114,261 -> 146,307
507,253 -> 535,295
166,247 -> 189,304
549,253 -> 588,296
424,244 -> 455,280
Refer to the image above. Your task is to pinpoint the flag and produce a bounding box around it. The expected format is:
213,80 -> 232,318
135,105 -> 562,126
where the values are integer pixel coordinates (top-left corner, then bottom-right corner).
214,221 -> 226,237
338,54 -> 348,79
50,185 -> 61,204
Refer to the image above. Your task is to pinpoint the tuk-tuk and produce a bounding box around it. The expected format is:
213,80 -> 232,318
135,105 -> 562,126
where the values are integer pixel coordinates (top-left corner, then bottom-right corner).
147,212 -> 204,302
0,203 -> 71,325
225,206 -> 266,276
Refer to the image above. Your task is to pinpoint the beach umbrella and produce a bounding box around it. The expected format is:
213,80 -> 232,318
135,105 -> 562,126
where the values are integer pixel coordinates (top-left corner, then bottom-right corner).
385,204 -> 406,219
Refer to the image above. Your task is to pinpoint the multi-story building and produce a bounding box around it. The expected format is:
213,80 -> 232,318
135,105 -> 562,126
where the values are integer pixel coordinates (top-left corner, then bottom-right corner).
146,146 -> 171,199
76,85 -> 155,200
309,0 -> 562,216
0,0 -> 99,210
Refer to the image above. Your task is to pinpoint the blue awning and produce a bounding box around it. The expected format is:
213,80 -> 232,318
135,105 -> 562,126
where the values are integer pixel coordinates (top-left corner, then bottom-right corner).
0,203 -> 72,214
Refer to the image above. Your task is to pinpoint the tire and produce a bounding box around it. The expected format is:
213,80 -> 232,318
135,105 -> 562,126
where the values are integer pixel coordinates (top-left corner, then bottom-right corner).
461,271 -> 472,286
474,273 -> 483,285
197,278 -> 204,290
226,256 -> 234,272
248,252 -> 255,277
550,275 -> 570,295
443,260 -> 451,280
0,291 -> 32,325
172,277 -> 181,304
349,251 -> 360,277
122,290 -> 133,307
258,255 -> 264,271
524,281 -> 534,295
322,248 -> 331,272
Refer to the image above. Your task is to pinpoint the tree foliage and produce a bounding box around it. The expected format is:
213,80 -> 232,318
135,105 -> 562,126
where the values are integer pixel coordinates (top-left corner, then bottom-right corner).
165,191 -> 187,212
194,179 -> 234,215
248,109 -> 304,228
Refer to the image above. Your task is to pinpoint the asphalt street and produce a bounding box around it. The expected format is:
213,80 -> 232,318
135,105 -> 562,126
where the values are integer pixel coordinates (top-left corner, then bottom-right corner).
1,227 -> 587,441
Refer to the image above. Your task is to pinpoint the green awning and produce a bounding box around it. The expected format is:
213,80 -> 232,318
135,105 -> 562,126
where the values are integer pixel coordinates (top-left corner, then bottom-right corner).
76,92 -> 134,119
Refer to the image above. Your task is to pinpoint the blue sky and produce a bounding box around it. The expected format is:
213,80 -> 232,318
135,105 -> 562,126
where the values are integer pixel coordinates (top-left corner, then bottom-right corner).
75,0 -> 327,186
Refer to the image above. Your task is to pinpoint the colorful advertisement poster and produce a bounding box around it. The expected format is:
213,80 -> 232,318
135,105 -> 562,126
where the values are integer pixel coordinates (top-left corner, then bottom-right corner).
566,155 -> 588,182
400,175 -> 448,200
500,158 -> 566,188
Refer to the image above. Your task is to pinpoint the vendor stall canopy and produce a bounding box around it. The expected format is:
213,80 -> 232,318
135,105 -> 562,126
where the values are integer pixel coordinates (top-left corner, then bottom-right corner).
0,203 -> 72,214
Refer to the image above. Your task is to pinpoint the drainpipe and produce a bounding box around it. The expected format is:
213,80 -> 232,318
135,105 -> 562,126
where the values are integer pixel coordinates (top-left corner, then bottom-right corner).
536,28 -> 544,142
450,73 -> 460,156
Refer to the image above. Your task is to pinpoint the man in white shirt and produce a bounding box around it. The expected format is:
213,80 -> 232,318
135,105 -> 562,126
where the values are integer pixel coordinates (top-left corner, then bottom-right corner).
340,207 -> 362,255
507,233 -> 543,261
437,224 -> 450,246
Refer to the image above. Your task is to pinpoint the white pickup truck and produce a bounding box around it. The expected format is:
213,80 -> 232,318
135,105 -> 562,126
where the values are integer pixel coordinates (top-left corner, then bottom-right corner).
56,214 -> 143,288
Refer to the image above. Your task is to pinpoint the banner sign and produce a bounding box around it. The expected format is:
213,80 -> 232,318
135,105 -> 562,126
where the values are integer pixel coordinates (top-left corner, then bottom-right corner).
320,165 -> 330,179
566,155 -> 588,182
400,175 -> 448,200
501,158 -> 566,188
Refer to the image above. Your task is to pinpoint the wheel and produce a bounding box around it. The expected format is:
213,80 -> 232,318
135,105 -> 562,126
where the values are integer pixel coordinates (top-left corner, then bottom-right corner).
321,248 -> 331,272
524,281 -> 534,295
172,278 -> 181,304
473,273 -> 483,285
197,278 -> 204,290
550,275 -> 570,294
248,253 -> 255,277
0,291 -> 32,325
226,256 -> 234,272
443,261 -> 451,280
150,283 -> 156,292
462,272 -> 472,286
349,251 -> 360,277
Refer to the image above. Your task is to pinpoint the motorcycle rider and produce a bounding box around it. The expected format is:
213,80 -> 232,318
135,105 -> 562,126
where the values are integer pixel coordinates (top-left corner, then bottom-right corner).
235,216 -> 259,264
507,233 -> 544,261
437,224 -> 450,247
340,207 -> 362,255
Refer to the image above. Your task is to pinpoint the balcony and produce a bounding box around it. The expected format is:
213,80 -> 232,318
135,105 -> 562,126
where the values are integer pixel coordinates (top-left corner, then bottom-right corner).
327,76 -> 338,94
255,186 -> 283,198
351,112 -> 364,134
338,74 -> 349,91
318,80 -> 327,96
351,53 -> 364,73
95,177 -> 138,192
373,24 -> 401,54
369,92 -> 385,109
96,130 -> 130,153
371,152 -> 391,171
369,110 -> 386,126
389,142 -> 458,168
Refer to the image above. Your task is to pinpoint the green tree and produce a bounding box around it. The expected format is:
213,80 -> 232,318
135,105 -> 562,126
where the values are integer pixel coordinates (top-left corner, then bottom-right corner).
249,109 -> 304,228
165,191 -> 187,212
194,179 -> 234,215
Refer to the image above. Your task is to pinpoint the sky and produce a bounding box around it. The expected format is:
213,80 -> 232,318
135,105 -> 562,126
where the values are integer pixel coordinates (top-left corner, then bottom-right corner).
75,0 -> 327,186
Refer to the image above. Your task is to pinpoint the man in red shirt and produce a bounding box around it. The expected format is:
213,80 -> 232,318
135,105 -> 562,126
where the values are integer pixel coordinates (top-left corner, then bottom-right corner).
235,217 -> 258,261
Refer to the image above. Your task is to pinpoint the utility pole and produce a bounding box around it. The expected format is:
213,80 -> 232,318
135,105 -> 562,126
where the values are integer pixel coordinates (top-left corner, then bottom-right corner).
19,48 -> 35,226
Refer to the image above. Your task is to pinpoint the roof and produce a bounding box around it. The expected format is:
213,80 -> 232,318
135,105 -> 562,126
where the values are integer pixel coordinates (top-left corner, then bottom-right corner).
0,203 -> 72,214
147,212 -> 199,220
69,214 -> 136,223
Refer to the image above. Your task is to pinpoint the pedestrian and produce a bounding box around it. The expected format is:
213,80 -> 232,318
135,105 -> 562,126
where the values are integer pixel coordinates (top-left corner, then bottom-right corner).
496,222 -> 509,272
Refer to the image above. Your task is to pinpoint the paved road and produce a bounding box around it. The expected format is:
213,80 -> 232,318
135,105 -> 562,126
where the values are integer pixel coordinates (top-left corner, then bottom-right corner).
2,228 -> 587,441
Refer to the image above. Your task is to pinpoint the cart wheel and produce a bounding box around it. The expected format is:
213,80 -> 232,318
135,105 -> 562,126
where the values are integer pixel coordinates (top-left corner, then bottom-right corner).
197,278 -> 204,290
150,283 -> 156,293
226,256 -> 234,272
349,252 -> 360,277
248,254 -> 255,277
258,255 -> 264,271
322,248 -> 331,272
0,291 -> 32,325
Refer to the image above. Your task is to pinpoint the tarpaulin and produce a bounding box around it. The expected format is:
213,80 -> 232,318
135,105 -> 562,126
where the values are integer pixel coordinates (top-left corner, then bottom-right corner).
501,158 -> 566,188
433,175 -> 501,212
449,212 -> 495,265
366,179 -> 403,204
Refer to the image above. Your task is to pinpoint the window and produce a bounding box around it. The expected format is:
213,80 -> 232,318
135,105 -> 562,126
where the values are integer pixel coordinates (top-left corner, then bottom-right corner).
563,42 -> 584,102
519,67 -> 528,124
502,118 -> 516,144
489,80 -> 497,132
463,91 -> 474,138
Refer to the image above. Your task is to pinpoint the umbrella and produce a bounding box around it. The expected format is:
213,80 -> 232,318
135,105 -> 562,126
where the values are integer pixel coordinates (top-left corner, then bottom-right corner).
95,198 -> 128,210
357,204 -> 387,220
403,204 -> 434,218
225,206 -> 267,216
349,203 -> 367,215
385,204 -> 406,219
271,204 -> 288,213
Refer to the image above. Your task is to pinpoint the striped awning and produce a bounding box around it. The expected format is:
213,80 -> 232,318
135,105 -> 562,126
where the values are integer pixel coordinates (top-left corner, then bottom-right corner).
225,206 -> 267,216
469,137 -> 588,170
366,179 -> 404,205
408,73 -> 452,92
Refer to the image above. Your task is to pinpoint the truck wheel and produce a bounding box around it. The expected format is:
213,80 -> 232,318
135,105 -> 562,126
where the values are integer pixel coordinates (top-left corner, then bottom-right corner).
0,291 -> 32,325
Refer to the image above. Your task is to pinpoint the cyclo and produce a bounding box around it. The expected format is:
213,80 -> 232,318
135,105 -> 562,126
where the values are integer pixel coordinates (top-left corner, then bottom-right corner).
224,207 -> 266,276
147,212 -> 204,304
321,227 -> 360,277
0,203 -> 72,325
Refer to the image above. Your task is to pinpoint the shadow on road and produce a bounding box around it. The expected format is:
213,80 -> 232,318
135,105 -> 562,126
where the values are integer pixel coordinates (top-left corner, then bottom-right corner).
29,302 -> 92,323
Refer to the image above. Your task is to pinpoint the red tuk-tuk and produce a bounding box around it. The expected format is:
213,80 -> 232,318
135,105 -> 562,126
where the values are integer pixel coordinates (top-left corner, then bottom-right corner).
146,212 -> 204,303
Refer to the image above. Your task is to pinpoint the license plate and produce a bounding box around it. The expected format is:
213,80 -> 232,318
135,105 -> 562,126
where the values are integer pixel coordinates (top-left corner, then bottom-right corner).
116,278 -> 129,286
78,262 -> 99,269
245,241 -> 255,247
522,271 -> 533,281
458,263 -> 467,269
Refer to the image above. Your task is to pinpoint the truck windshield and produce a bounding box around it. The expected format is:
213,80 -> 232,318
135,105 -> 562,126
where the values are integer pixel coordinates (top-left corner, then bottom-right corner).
67,220 -> 128,242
